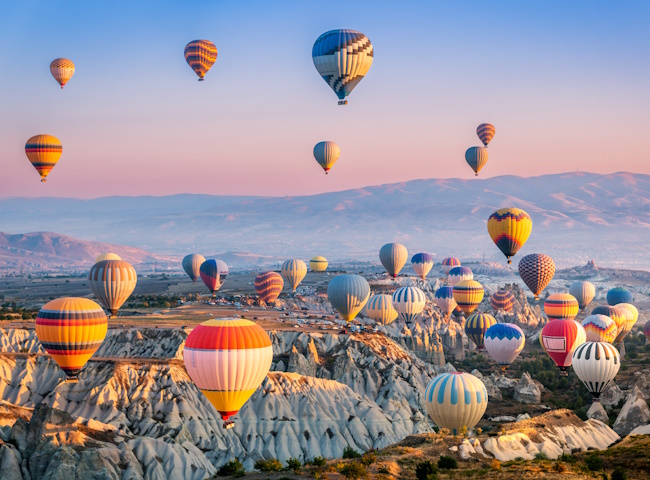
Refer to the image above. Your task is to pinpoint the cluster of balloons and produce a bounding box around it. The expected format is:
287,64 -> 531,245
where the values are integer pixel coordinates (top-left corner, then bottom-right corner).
464,123 -> 495,176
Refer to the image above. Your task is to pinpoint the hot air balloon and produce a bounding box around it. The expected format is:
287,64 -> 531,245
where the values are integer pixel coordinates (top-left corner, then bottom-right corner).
88,260 -> 137,317
364,294 -> 398,326
614,303 -> 638,345
25,134 -> 62,182
423,372 -> 488,435
644,321 -> 650,342
50,58 -> 75,89
484,323 -> 525,370
544,293 -> 579,320
453,280 -> 484,315
379,243 -> 408,278
434,286 -> 457,318
309,256 -> 328,272
312,29 -> 373,105
200,259 -> 228,295
411,253 -> 434,280
255,272 -> 284,304
392,286 -> 426,323
518,253 -> 555,300
448,266 -> 473,286
572,342 -> 620,401
490,290 -> 515,313
182,254 -> 206,283
184,40 -> 217,80
281,259 -> 307,291
487,208 -> 532,264
452,305 -> 464,318
313,141 -> 340,174
465,313 -> 497,350
540,319 -> 586,375
591,306 -> 625,339
95,253 -> 121,263
465,147 -> 488,176
442,257 -> 461,275
184,318 -> 272,428
607,287 -> 632,306
581,314 -> 618,343
35,297 -> 107,381
327,274 -> 370,322
476,123 -> 495,147
569,281 -> 596,310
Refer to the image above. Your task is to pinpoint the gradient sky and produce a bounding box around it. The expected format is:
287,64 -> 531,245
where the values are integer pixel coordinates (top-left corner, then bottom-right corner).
1,1 -> 649,198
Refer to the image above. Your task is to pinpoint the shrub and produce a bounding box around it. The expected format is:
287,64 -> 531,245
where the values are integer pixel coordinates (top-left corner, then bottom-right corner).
559,453 -> 577,463
286,457 -> 301,473
438,455 -> 458,469
339,462 -> 367,479
342,446 -> 362,459
360,451 -> 376,466
611,466 -> 627,480
439,427 -> 450,436
553,462 -> 567,473
491,459 -> 501,471
310,456 -> 327,467
254,458 -> 282,472
534,452 -> 549,460
217,459 -> 245,477
415,460 -> 438,480
585,454 -> 604,471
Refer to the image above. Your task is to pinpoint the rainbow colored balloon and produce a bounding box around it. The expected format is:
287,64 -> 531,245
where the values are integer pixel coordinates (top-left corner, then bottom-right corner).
581,314 -> 618,343
441,257 -> 461,275
487,208 -> 532,264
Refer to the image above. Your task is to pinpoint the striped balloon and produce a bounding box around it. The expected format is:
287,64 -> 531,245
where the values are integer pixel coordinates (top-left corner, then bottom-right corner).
644,321 -> 650,341
254,272 -> 284,304
614,303 -> 638,345
25,134 -> 62,182
465,313 -> 497,350
581,314 -> 618,343
487,208 -> 533,264
448,266 -> 473,286
183,318 -> 272,428
490,290 -> 515,313
327,274 -> 370,322
184,40 -> 217,80
423,372 -> 488,435
518,253 -> 555,300
50,58 -> 75,88
434,286 -> 457,318
442,257 -> 461,275
200,259 -> 229,294
484,323 -> 525,370
392,286 -> 427,322
312,29 -> 373,105
569,281 -> 596,310
476,123 -> 495,147
540,319 -> 586,375
88,260 -> 137,316
411,253 -> 434,279
309,256 -> 328,272
544,293 -> 579,320
453,280 -> 484,315
313,141 -> 340,174
591,306 -> 625,338
182,254 -> 206,283
364,294 -> 398,326
607,287 -> 632,306
572,342 -> 620,401
465,146 -> 488,176
35,297 -> 107,380
281,259 -> 307,291
95,253 -> 121,263
379,243 -> 408,278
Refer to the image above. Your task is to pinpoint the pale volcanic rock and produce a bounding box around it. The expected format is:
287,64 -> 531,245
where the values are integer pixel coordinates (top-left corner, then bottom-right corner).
613,386 -> 650,435
600,382 -> 626,407
514,373 -> 542,404
587,402 -> 609,423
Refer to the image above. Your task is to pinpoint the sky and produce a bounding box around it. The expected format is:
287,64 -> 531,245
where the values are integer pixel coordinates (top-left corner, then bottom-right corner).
0,0 -> 649,198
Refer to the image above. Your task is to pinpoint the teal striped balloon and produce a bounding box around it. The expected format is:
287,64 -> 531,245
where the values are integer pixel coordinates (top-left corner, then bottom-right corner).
327,274 -> 370,322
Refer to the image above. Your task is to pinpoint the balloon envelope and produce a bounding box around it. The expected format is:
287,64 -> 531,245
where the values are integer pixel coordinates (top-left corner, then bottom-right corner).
312,29 -> 373,103
200,259 -> 229,294
591,306 -> 625,339
183,254 -> 206,283
487,208 -> 532,263
392,286 -> 426,322
327,274 -> 370,322
281,259 -> 307,291
35,297 -> 107,379
569,281 -> 596,310
313,141 -> 340,173
25,134 -> 62,182
581,314 -> 618,343
465,313 -> 497,350
544,293 -> 579,320
309,256 -> 328,272
442,257 -> 461,275
448,266 -> 473,286
365,294 -> 398,325
379,243 -> 408,278
50,58 -> 75,88
423,372 -> 488,435
490,290 -> 515,313
518,253 -> 555,300
184,40 -> 217,80
452,280 -> 484,315
476,123 -> 495,147
614,303 -> 637,344
540,319 -> 586,373
465,147 -> 488,175
484,323 -> 525,370
607,287 -> 632,306
434,286 -> 457,317
411,253 -> 434,279
255,272 -> 284,304
572,341 -> 620,400
88,260 -> 137,316
183,318 -> 272,426
95,253 -> 121,263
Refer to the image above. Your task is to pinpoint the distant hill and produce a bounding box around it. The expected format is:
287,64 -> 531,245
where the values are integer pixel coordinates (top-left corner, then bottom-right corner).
0,172 -> 648,269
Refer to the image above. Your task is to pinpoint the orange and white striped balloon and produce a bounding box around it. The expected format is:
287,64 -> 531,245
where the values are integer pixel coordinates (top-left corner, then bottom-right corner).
183,318 -> 273,428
